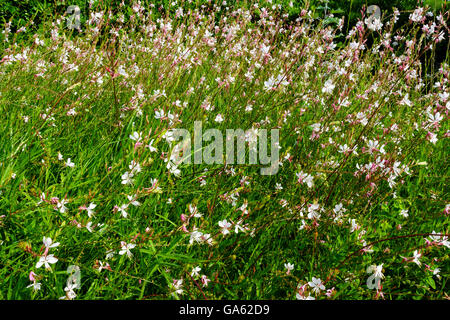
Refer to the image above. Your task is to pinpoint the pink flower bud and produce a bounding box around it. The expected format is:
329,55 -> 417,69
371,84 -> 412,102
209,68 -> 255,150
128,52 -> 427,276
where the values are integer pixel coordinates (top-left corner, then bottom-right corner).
29,271 -> 37,282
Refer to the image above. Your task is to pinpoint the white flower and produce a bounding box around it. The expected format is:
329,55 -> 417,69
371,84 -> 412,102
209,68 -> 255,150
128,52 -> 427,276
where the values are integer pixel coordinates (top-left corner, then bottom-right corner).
171,279 -> 184,296
147,139 -> 157,152
97,261 -> 110,272
367,264 -> 384,279
338,144 -> 357,155
86,221 -> 94,232
308,277 -> 325,294
218,219 -> 232,235
386,173 -> 397,188
322,79 -> 335,94
366,140 -> 381,154
118,204 -> 128,218
432,268 -> 441,279
399,209 -> 409,218
189,230 -> 204,244
215,114 -> 224,123
427,132 -> 437,144
105,250 -> 115,260
409,7 -> 424,22
127,195 -> 141,206
65,158 -> 75,168
35,38 -> 44,46
305,174 -> 314,188
412,250 -> 422,266
129,160 -> 141,174
56,199 -> 69,213
189,204 -> 202,218
374,265 -> 384,279
349,218 -> 359,233
64,282 -> 78,300
200,275 -> 210,287
284,262 -> 294,274
129,131 -> 142,142
311,123 -> 321,132
167,161 -> 181,177
365,17 -> 383,31
117,65 -> 128,78
86,203 -> 96,218
43,237 -> 60,249
307,204 -> 321,220
400,93 -> 412,106
36,254 -> 58,270
296,171 -> 314,188
264,76 -> 276,91
27,282 -> 42,291
155,109 -> 165,119
121,171 -> 134,185
366,264 -> 384,289
191,266 -> 201,277
119,241 -> 136,258
428,231 -> 450,248
333,203 -> 346,215
162,130 -> 174,143
37,192 -> 46,205
234,219 -> 247,234
199,232 -> 213,245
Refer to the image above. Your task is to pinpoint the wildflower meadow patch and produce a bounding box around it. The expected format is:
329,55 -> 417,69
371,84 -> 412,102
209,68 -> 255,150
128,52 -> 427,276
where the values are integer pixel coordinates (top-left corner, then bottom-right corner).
0,0 -> 448,302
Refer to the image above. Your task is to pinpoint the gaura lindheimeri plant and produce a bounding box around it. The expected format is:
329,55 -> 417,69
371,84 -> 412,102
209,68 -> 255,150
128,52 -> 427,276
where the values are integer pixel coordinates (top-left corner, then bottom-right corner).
0,1 -> 448,300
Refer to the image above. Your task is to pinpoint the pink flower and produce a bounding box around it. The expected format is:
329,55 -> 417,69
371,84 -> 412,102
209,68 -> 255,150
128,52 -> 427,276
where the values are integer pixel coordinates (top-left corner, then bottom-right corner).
200,275 -> 210,287
29,271 -> 37,282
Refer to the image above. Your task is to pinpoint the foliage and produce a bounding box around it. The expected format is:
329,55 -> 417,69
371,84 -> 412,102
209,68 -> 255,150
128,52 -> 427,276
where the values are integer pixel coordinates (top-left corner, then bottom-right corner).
0,1 -> 449,300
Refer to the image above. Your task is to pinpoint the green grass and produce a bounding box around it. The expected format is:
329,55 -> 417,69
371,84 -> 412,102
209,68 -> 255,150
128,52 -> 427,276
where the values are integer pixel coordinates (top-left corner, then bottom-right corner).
0,1 -> 448,300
